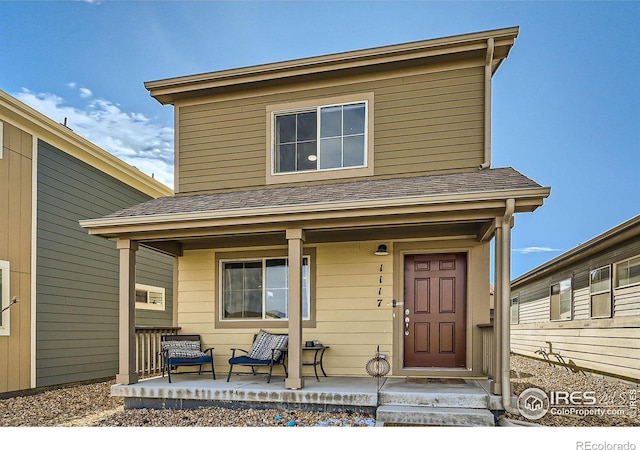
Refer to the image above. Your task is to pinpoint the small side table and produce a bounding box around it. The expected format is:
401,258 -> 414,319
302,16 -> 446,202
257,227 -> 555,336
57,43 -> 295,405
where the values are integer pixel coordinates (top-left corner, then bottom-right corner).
302,345 -> 329,381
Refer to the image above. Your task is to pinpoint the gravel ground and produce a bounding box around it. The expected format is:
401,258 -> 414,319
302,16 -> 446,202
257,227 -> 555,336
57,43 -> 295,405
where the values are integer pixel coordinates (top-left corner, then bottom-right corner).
1,355 -> 637,427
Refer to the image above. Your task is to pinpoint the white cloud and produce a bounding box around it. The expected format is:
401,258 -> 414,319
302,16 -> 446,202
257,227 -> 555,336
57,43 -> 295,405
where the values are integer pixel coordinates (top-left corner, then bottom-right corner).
16,88 -> 174,189
513,246 -> 561,255
79,88 -> 93,99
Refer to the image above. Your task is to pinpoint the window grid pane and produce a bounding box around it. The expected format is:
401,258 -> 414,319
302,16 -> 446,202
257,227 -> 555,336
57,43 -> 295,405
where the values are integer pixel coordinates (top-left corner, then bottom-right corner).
274,102 -> 366,174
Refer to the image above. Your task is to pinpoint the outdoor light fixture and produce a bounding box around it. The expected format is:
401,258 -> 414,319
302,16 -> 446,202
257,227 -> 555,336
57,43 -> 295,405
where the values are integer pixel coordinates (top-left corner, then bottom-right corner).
374,244 -> 389,256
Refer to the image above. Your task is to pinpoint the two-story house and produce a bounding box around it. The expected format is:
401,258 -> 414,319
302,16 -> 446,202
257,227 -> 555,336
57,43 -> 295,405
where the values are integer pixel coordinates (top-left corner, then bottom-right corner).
81,27 -> 550,413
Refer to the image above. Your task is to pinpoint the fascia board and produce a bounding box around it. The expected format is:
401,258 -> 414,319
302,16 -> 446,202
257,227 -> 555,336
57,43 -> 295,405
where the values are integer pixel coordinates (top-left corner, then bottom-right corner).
80,186 -> 549,232
146,27 -> 519,104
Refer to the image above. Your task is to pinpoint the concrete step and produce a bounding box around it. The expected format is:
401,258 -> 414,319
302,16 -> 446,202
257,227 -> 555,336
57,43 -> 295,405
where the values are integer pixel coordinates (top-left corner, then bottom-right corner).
376,405 -> 496,427
378,382 -> 490,409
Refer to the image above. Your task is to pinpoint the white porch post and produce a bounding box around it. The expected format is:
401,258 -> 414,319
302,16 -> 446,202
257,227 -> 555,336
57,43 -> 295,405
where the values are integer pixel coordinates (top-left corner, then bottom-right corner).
285,228 -> 305,389
116,239 -> 138,385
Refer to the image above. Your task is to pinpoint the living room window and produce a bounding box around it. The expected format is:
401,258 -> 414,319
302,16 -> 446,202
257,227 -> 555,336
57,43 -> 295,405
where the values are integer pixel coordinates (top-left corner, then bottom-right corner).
550,278 -> 572,321
220,256 -> 311,322
266,93 -> 374,184
135,283 -> 166,311
590,265 -> 612,318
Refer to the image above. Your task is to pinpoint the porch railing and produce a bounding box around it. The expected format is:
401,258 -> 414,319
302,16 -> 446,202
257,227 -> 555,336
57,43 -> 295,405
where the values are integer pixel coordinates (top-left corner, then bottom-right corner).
478,322 -> 494,380
135,326 -> 181,377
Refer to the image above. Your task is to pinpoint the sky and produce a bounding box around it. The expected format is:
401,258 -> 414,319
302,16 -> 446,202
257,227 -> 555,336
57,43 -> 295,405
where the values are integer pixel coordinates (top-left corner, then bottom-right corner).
1,0 -> 639,281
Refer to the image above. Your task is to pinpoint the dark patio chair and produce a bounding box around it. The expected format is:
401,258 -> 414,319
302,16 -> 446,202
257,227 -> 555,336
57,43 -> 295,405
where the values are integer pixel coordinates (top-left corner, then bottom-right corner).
226,330 -> 288,383
160,334 -> 215,383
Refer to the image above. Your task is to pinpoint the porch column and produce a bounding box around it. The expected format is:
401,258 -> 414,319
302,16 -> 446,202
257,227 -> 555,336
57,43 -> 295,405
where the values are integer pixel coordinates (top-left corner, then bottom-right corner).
492,219 -> 503,395
285,228 -> 305,389
116,239 -> 138,385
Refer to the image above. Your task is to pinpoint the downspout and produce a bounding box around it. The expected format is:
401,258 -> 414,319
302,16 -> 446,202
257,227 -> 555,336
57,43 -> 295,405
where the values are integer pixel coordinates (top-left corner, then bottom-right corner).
479,37 -> 494,170
500,198 -> 520,415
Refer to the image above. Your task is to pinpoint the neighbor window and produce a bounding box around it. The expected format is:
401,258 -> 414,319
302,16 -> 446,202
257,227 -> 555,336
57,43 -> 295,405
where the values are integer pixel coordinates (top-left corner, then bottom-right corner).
273,101 -> 367,173
590,266 -> 612,318
550,278 -> 572,321
1,260 -> 10,335
510,296 -> 519,324
221,256 -> 310,321
135,284 -> 165,311
615,255 -> 640,289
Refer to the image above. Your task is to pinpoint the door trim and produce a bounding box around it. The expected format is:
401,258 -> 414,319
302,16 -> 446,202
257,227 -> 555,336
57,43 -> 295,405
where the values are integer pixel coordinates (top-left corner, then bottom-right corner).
392,241 -> 485,378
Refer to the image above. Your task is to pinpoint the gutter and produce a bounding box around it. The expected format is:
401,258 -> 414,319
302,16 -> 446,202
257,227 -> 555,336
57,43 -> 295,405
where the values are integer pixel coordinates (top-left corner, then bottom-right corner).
500,198 -> 520,416
479,37 -> 494,170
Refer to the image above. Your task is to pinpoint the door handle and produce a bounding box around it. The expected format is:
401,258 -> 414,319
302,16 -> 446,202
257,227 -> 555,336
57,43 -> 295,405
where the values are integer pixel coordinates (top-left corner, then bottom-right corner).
404,316 -> 410,335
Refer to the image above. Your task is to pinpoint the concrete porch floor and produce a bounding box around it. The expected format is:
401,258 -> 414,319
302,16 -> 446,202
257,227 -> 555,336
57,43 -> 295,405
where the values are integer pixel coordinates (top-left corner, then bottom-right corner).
113,373 -> 505,425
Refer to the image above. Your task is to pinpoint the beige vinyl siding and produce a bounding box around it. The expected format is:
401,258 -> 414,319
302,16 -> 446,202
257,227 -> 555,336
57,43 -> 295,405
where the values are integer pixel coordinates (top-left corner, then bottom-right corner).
511,320 -> 640,381
573,287 -> 590,320
176,65 -> 485,194
0,121 -> 32,394
177,242 -> 394,377
512,285 -> 640,381
518,297 -> 549,324
614,284 -> 640,317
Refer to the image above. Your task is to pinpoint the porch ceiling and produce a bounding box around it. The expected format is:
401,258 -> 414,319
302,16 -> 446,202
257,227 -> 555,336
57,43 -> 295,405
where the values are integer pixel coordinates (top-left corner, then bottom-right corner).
80,167 -> 550,256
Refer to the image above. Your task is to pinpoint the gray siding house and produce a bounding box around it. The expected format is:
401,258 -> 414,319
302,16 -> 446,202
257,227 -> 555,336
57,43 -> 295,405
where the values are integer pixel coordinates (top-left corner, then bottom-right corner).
0,89 -> 175,394
511,214 -> 640,382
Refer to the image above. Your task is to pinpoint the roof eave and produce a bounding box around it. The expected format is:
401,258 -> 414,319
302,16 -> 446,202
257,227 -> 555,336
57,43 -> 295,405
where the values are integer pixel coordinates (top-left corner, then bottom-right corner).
512,214 -> 640,287
80,186 -> 549,237
145,26 -> 519,105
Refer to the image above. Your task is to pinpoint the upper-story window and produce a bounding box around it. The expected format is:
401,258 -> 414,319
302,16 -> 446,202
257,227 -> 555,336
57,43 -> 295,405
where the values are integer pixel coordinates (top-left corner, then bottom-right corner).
274,102 -> 366,173
266,93 -> 374,185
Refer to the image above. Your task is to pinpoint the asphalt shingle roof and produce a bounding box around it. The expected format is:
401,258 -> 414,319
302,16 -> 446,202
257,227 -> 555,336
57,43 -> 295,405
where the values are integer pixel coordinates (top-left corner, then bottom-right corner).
100,167 -> 544,220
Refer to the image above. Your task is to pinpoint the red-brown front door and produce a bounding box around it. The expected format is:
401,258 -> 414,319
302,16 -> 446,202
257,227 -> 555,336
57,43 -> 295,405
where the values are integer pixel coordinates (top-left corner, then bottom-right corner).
403,253 -> 467,368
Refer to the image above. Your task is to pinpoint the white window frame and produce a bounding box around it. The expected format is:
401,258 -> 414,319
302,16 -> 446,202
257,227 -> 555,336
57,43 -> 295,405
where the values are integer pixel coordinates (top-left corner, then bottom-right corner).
614,255 -> 640,289
590,265 -> 612,318
510,296 -> 519,325
265,93 -> 375,185
1,260 -> 10,336
219,256 -> 311,322
134,283 -> 166,311
550,278 -> 572,321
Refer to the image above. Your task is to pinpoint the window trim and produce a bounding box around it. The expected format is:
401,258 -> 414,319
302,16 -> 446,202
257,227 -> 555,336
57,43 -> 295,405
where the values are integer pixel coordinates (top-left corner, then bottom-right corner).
589,265 -> 612,319
510,296 -> 519,325
214,248 -> 317,329
614,254 -> 640,290
550,278 -> 572,321
1,260 -> 10,336
134,283 -> 166,311
265,93 -> 375,185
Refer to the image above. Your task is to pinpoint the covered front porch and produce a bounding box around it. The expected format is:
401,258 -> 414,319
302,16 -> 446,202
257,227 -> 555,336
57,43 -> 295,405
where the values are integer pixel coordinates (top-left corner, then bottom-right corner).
80,168 -> 550,415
